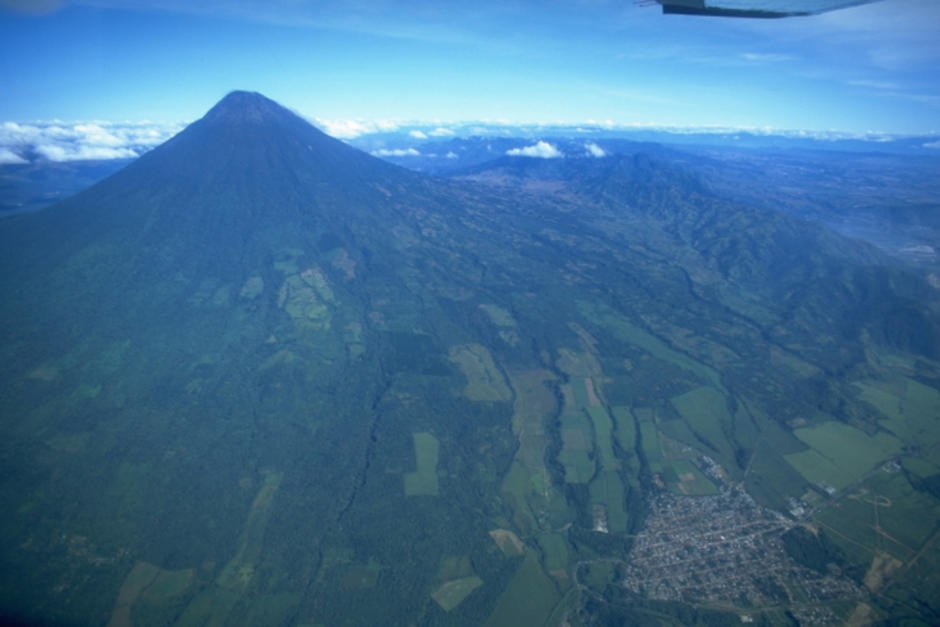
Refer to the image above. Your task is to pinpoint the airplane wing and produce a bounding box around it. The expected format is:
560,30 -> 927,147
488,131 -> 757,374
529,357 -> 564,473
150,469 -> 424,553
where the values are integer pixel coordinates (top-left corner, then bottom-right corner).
655,0 -> 879,18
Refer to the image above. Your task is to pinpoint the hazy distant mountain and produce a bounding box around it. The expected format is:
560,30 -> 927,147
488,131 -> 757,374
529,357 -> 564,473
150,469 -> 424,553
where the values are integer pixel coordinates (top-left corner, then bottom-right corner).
0,159 -> 131,215
2,92 -> 938,626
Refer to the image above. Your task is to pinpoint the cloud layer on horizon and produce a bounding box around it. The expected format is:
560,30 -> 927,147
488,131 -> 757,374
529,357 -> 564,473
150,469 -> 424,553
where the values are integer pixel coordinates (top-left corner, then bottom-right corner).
0,120 -> 183,163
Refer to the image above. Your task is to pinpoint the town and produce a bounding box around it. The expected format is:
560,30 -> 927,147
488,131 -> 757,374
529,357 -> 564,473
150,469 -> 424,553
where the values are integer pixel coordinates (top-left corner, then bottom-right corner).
618,486 -> 864,623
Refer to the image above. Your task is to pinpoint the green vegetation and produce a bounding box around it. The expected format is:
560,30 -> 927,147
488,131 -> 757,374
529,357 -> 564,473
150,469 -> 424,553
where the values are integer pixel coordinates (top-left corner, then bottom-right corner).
178,471 -> 283,626
855,377 -> 940,445
611,406 -> 636,453
578,301 -> 725,392
448,343 -> 512,402
500,369 -> 566,533
536,533 -> 570,575
670,386 -> 738,475
433,576 -> 484,611
786,422 -> 901,489
557,404 -> 595,484
403,432 -> 440,496
668,459 -> 717,495
484,550 -> 559,627
781,527 -> 848,575
639,420 -> 662,469
489,529 -> 525,557
2,92 -> 940,626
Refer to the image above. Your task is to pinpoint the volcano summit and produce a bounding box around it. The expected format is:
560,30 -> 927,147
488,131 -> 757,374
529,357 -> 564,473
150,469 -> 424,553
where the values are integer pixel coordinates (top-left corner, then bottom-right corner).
1,92 -> 938,625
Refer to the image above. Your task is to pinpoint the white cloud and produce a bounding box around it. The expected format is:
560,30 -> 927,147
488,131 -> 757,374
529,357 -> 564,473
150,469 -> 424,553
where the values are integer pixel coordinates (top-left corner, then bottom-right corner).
584,142 -> 606,158
924,140 -> 940,149
370,147 -> 420,157
0,120 -> 183,163
409,129 -> 427,139
313,117 -> 399,138
506,141 -> 562,159
34,144 -> 139,162
428,127 -> 455,137
445,151 -> 458,159
314,118 -> 372,139
0,148 -> 28,164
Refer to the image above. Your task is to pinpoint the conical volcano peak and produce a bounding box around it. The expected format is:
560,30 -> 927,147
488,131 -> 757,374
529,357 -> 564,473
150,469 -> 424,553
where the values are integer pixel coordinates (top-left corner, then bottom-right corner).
202,90 -> 299,125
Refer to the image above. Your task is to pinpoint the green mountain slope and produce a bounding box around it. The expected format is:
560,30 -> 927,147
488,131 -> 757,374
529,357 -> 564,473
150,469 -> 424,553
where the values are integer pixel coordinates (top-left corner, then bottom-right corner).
1,92 -> 938,626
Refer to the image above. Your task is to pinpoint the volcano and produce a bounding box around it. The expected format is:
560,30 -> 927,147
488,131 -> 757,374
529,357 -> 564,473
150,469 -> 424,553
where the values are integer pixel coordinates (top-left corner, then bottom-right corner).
1,91 -> 938,625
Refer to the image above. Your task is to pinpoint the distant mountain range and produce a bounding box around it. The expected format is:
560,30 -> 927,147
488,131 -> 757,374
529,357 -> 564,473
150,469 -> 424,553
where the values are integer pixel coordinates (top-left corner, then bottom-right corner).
2,91 -> 939,626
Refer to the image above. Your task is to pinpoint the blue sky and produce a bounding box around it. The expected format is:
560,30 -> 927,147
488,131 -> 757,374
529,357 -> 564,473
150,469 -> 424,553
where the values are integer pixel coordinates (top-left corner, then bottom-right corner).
1,0 -> 939,135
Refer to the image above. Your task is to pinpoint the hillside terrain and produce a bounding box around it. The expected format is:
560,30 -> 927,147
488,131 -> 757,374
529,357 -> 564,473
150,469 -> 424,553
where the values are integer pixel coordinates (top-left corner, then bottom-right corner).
1,92 -> 939,626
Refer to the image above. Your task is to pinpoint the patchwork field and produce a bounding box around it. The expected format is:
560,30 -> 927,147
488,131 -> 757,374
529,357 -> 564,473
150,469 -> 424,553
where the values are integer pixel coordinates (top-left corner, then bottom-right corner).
500,369 -> 566,533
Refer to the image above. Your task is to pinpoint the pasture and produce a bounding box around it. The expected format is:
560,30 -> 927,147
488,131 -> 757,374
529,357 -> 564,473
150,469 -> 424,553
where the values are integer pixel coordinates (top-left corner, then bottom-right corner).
404,432 -> 440,496
786,422 -> 901,490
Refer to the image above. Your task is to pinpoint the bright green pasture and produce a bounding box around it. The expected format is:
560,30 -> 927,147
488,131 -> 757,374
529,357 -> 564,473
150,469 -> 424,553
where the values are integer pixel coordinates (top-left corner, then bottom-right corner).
785,422 -> 901,490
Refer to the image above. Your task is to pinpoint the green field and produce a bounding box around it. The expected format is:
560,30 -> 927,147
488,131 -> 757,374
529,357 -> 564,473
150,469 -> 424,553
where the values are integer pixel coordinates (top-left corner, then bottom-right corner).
589,471 -> 628,532
404,432 -> 440,496
557,409 -> 595,484
855,377 -> 940,446
786,422 -> 902,490
536,532 -> 570,575
857,471 -> 940,553
489,529 -> 525,557
448,343 -> 512,402
744,436 -> 812,511
178,471 -> 283,625
586,404 -> 629,532
432,577 -> 484,611
501,370 -> 562,533
484,549 -> 559,627
901,456 -> 940,478
639,421 -> 662,469
611,406 -> 636,452
668,459 -> 717,496
586,406 -> 617,469
578,301 -> 725,392
670,386 -> 737,474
